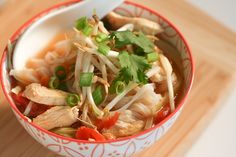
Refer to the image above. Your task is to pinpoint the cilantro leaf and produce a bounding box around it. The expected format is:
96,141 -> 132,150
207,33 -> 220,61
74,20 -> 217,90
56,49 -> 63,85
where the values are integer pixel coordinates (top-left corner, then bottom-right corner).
118,67 -> 133,84
110,30 -> 154,54
110,31 -> 136,48
137,69 -> 148,84
117,51 -> 150,84
136,32 -> 154,54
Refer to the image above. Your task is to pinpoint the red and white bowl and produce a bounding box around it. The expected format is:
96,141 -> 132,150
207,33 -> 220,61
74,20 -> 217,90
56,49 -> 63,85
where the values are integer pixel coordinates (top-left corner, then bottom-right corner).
0,1 -> 194,156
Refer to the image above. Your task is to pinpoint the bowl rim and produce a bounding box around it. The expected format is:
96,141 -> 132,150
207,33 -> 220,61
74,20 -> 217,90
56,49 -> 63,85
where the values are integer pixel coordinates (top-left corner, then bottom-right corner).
0,0 -> 195,144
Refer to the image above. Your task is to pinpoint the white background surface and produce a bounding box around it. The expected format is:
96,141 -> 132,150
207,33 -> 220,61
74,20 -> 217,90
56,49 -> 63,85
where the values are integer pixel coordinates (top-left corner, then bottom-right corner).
186,0 -> 236,157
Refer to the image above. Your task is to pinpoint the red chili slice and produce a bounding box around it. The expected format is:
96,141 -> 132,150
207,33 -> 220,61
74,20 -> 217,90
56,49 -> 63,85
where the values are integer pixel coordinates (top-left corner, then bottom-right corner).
11,92 -> 51,118
154,105 -> 171,124
11,92 -> 29,113
29,103 -> 51,118
76,126 -> 106,141
95,112 -> 120,130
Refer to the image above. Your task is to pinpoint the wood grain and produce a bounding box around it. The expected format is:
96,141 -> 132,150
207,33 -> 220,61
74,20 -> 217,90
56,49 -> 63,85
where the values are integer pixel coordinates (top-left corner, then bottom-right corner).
0,0 -> 236,157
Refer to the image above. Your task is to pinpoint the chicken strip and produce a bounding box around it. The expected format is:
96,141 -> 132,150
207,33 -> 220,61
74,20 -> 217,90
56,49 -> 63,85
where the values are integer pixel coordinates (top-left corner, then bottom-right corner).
102,110 -> 144,138
23,83 -> 68,106
33,106 -> 79,130
106,12 -> 163,35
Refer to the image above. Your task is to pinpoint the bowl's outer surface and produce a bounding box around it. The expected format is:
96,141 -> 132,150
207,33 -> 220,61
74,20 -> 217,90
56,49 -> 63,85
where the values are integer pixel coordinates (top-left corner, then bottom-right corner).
0,1 -> 194,157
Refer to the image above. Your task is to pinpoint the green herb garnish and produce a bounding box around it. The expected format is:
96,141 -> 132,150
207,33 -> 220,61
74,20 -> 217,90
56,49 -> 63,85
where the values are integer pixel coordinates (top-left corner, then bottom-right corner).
48,76 -> 60,89
92,86 -> 104,105
147,52 -> 159,62
95,33 -> 108,43
55,65 -> 67,80
79,72 -> 94,87
76,17 -> 87,30
75,17 -> 93,36
115,81 -> 126,94
117,51 -> 150,84
66,94 -> 80,107
110,30 -> 154,54
97,43 -> 110,55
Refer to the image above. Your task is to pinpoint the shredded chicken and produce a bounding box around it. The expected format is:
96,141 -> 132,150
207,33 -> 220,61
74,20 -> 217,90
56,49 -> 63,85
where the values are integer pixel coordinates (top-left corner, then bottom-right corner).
102,132 -> 116,140
106,12 -> 163,35
102,110 -> 144,138
23,83 -> 68,106
33,106 -> 79,130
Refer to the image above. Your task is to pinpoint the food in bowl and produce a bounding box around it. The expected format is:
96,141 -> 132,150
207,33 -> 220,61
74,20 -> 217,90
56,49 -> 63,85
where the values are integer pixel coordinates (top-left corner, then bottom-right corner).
1,1 -> 194,156
9,11 -> 183,141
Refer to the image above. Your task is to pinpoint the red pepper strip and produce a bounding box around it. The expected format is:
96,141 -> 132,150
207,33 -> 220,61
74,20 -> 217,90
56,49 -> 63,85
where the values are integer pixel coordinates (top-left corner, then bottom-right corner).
11,92 -> 29,113
11,92 -> 29,105
95,112 -> 120,130
154,105 -> 171,124
11,92 -> 51,118
76,126 -> 106,141
29,103 -> 51,118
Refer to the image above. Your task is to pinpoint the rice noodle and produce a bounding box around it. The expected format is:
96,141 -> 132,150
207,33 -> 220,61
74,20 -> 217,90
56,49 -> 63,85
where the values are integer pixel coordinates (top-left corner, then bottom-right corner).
128,102 -> 152,118
36,67 -> 51,77
27,58 -> 48,69
112,96 -> 132,109
116,84 -> 154,112
65,50 -> 77,61
54,39 -> 71,57
44,52 -> 64,65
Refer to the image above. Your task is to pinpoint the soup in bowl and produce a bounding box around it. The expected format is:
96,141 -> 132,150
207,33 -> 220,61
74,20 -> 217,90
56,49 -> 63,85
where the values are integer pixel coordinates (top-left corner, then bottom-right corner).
0,1 -> 194,156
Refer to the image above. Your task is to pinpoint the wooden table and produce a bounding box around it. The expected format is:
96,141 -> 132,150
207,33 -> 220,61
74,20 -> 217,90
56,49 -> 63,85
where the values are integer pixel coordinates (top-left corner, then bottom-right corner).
0,0 -> 236,157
